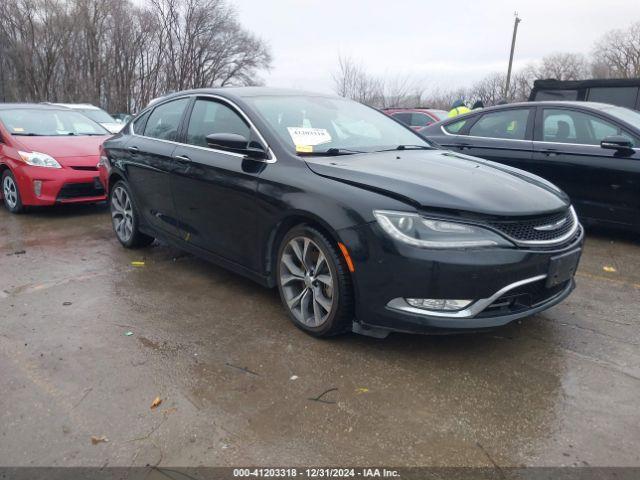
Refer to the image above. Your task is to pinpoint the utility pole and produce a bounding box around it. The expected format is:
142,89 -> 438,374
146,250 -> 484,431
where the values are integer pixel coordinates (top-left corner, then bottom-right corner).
504,12 -> 521,100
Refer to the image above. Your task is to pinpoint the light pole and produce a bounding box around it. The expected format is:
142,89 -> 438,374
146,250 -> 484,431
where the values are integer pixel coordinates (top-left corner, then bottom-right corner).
504,12 -> 521,101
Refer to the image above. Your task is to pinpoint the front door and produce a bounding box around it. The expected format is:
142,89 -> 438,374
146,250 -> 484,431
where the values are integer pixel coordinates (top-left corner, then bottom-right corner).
171,97 -> 266,270
532,107 -> 640,228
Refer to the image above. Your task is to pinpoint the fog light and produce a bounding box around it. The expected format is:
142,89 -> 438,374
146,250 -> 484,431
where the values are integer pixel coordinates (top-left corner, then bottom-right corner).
33,180 -> 42,197
405,298 -> 473,311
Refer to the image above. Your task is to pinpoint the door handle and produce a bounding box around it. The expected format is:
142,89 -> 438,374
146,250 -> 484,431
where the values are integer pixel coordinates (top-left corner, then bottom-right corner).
540,148 -> 559,156
128,146 -> 139,154
174,155 -> 190,162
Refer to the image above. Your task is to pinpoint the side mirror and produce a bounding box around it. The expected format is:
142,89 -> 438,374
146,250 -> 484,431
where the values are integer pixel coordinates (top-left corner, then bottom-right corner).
205,133 -> 267,159
601,135 -> 634,151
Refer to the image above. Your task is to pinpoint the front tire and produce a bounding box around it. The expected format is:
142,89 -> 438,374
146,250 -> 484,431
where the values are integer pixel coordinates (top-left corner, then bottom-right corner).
2,170 -> 24,213
276,225 -> 354,337
109,180 -> 154,248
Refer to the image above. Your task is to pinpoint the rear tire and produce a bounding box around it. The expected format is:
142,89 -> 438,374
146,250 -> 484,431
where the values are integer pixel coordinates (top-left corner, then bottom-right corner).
109,180 -> 154,248
276,225 -> 354,337
2,170 -> 24,214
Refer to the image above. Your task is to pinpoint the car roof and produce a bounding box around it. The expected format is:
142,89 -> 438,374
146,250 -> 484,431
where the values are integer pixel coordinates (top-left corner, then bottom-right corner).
475,100 -> 623,113
0,103 -> 73,112
50,103 -> 102,110
157,87 -> 340,103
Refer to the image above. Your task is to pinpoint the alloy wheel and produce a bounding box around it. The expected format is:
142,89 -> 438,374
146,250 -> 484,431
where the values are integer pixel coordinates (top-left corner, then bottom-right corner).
3,175 -> 18,209
279,236 -> 335,327
111,185 -> 134,243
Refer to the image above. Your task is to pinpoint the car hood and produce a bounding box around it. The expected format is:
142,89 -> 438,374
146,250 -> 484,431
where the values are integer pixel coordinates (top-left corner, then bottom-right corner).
13,135 -> 108,167
304,149 -> 569,217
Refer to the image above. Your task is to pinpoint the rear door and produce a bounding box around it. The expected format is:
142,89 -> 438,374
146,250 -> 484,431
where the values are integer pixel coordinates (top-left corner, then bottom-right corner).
457,107 -> 535,169
125,97 -> 190,238
532,106 -> 640,227
427,115 -> 478,153
170,96 -> 265,270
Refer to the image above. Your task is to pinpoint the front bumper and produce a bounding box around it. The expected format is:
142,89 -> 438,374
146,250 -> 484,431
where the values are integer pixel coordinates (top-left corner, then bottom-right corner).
340,222 -> 584,335
12,164 -> 106,206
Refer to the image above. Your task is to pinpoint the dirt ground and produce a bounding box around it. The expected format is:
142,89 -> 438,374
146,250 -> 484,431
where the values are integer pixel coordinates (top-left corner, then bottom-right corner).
1,204 -> 639,467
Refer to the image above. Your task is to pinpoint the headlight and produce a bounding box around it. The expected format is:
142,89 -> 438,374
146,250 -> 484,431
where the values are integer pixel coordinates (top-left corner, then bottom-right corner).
18,151 -> 61,168
373,210 -> 513,248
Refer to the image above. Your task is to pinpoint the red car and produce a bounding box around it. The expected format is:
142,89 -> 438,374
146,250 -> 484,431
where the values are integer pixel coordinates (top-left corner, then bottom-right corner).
383,108 -> 448,130
0,104 -> 110,213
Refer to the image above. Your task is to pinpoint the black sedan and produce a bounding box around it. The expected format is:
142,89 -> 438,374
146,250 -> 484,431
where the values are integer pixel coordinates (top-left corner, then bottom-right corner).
420,101 -> 640,232
99,88 -> 583,338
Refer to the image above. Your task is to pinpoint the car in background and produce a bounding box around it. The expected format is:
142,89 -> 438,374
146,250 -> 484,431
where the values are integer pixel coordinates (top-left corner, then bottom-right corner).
383,108 -> 448,130
112,113 -> 133,125
0,103 -> 110,213
100,87 -> 582,338
530,78 -> 640,111
420,101 -> 640,232
48,103 -> 123,133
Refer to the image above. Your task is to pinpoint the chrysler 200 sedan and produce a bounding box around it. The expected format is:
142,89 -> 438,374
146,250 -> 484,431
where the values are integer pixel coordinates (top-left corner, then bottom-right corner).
99,88 -> 583,338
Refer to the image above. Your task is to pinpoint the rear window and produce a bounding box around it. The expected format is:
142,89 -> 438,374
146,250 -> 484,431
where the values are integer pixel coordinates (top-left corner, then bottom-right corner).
587,87 -> 639,109
468,109 -> 529,140
443,119 -> 468,134
534,90 -> 579,101
143,98 -> 190,141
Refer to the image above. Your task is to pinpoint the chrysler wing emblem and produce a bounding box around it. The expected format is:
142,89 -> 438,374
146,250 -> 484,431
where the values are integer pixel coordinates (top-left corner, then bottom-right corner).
534,217 -> 568,231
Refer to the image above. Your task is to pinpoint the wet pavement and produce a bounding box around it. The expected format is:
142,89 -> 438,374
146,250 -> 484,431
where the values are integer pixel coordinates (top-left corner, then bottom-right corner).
1,204 -> 639,467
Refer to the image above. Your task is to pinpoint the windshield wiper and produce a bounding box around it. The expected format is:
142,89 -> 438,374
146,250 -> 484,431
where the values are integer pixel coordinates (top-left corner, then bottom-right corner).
11,133 -> 45,136
390,145 -> 433,151
298,147 -> 366,156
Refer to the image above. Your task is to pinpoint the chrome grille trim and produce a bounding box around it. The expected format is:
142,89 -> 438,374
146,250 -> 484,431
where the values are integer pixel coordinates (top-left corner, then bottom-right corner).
488,206 -> 580,247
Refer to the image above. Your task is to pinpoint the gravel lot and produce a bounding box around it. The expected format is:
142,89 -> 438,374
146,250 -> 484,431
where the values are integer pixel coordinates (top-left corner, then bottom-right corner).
1,204 -> 639,467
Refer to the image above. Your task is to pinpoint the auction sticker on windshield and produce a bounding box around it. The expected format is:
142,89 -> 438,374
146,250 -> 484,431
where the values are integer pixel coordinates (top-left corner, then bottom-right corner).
288,127 -> 332,152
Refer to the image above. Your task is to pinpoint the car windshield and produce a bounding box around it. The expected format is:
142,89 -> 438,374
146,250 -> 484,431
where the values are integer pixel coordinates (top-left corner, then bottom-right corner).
79,108 -> 116,124
246,95 -> 434,155
0,109 -> 109,136
597,105 -> 640,130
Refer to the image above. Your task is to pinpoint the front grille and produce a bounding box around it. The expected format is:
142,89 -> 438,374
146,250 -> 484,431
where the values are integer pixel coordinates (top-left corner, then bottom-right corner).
57,181 -> 105,200
487,209 -> 576,244
477,278 -> 569,317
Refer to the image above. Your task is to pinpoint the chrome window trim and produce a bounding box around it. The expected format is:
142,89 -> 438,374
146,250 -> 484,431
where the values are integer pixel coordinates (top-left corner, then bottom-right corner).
129,94 -> 277,164
534,140 -> 640,151
439,125 -> 532,143
386,274 -> 548,319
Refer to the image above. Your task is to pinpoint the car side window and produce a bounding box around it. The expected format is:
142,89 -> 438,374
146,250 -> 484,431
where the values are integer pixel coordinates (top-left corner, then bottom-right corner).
392,112 -> 412,125
542,108 -> 636,146
132,111 -> 150,134
468,109 -> 529,140
143,98 -> 190,141
443,119 -> 468,134
185,99 -> 251,148
411,113 -> 433,127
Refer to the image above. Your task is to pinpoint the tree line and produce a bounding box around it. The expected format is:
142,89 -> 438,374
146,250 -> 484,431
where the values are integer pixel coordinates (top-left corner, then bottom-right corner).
0,0 -> 272,113
333,21 -> 640,110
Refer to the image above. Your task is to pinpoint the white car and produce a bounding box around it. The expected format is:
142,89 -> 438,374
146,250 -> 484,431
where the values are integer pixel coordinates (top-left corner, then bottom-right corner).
49,103 -> 123,133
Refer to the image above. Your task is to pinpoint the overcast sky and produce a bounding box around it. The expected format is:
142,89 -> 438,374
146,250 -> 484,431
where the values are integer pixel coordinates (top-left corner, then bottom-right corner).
236,0 -> 640,94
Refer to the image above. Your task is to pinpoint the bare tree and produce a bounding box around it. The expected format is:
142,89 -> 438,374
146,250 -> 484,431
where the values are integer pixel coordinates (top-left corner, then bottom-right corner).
593,22 -> 640,79
534,52 -> 590,81
0,0 -> 272,112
